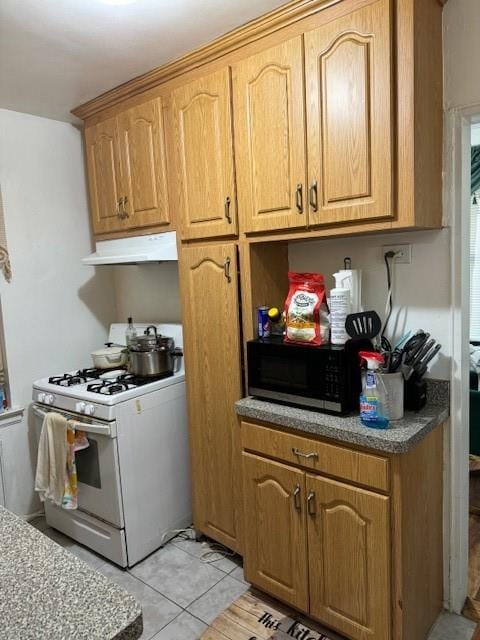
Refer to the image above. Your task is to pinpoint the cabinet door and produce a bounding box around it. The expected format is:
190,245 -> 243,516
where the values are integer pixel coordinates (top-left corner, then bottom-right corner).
172,69 -> 237,240
85,117 -> 124,235
305,0 -> 393,226
179,243 -> 242,550
306,474 -> 391,640
117,98 -> 171,230
242,453 -> 308,611
232,37 -> 307,233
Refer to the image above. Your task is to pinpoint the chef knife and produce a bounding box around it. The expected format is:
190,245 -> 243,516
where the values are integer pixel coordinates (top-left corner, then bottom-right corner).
414,343 -> 442,378
410,339 -> 436,370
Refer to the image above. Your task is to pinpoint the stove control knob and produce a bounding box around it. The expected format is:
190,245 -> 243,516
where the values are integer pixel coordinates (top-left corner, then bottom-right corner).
75,401 -> 86,414
46,394 -> 55,405
37,392 -> 46,403
84,404 -> 95,416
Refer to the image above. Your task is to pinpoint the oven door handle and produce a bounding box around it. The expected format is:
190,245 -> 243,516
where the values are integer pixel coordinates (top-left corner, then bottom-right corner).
32,405 -> 114,437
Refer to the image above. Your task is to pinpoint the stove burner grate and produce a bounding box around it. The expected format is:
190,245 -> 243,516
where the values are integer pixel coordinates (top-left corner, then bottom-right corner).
116,371 -> 174,387
85,370 -> 175,395
87,380 -> 131,395
49,373 -> 90,387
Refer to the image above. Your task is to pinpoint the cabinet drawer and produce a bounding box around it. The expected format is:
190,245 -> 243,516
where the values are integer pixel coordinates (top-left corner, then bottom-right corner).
241,421 -> 389,492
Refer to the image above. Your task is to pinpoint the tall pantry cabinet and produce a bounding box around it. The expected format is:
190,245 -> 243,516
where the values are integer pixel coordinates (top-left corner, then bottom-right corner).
178,243 -> 243,551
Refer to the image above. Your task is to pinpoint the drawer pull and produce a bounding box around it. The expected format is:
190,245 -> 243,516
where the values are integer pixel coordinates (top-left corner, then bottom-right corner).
293,484 -> 301,512
292,447 -> 318,460
307,490 -> 316,516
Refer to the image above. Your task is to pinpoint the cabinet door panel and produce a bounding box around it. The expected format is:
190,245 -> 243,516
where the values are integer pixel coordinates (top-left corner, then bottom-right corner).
179,243 -> 242,550
85,118 -> 124,235
242,453 -> 308,611
232,38 -> 307,233
117,98 -> 170,230
173,69 -> 237,239
305,0 -> 393,225
307,474 -> 390,640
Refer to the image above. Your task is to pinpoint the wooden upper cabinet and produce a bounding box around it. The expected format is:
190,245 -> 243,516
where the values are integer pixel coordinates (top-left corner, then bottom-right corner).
179,242 -> 242,551
304,0 -> 393,226
172,69 -> 237,240
85,117 -> 125,235
117,98 -> 171,230
242,453 -> 309,611
307,474 -> 391,640
232,38 -> 307,234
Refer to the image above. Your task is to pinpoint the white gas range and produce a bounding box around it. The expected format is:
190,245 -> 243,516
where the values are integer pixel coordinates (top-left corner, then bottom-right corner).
32,323 -> 192,568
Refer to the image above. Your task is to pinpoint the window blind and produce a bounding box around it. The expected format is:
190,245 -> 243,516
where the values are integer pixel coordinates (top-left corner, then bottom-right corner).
470,191 -> 480,341
471,145 -> 480,341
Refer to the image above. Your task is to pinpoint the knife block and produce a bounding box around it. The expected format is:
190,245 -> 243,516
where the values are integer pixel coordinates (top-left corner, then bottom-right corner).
404,376 -> 427,411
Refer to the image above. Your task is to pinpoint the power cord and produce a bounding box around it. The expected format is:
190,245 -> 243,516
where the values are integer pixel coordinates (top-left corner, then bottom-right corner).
381,250 -> 401,338
160,526 -> 236,564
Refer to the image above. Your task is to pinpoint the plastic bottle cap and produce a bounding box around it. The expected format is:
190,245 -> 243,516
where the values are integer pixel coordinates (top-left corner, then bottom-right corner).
267,307 -> 281,321
359,351 -> 384,370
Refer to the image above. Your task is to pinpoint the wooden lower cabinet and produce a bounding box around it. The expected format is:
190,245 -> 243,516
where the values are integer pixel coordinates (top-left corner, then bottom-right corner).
307,474 -> 390,640
240,419 -> 444,640
242,453 -> 309,611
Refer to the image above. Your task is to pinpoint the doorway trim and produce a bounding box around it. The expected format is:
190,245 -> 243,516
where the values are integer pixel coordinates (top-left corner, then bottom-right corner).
445,103 -> 480,612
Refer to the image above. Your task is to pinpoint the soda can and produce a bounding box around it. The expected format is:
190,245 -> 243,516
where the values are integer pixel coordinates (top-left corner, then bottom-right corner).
257,306 -> 270,338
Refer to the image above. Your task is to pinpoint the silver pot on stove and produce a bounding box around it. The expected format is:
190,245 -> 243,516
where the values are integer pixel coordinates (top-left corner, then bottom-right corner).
129,325 -> 182,377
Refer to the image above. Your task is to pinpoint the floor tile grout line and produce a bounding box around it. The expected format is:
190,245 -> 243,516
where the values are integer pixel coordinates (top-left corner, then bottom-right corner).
125,570 -> 190,611
146,608 -> 185,640
184,571 -> 231,614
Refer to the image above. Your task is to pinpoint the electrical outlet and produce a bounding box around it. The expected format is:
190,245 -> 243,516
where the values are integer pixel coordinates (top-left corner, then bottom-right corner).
382,244 -> 412,264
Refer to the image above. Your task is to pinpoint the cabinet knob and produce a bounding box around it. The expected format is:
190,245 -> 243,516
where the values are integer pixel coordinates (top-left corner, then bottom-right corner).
295,184 -> 303,214
307,490 -> 316,516
293,484 -> 301,512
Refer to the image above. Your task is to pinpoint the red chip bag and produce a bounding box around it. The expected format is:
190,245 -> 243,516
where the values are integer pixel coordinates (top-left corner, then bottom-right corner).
284,272 -> 329,345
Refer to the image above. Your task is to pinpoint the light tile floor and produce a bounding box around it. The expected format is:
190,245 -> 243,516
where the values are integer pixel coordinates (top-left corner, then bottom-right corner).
30,516 -> 477,640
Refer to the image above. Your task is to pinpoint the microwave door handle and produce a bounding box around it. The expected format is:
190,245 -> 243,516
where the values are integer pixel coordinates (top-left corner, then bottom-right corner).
32,405 -> 112,437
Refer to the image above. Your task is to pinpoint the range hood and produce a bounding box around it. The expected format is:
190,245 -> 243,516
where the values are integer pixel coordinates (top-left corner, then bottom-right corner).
82,232 -> 177,265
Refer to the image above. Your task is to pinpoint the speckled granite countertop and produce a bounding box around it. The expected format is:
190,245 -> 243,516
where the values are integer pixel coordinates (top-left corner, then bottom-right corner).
0,506 -> 142,640
235,380 -> 449,454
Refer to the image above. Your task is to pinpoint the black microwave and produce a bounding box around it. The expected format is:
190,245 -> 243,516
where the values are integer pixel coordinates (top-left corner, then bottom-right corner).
247,337 -> 361,415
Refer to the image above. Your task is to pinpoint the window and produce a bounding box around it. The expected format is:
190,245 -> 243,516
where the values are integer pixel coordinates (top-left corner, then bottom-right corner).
470,142 -> 480,342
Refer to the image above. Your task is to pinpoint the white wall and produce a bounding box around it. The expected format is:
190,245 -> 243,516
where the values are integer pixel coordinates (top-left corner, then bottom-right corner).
112,263 -> 181,324
444,0 -> 480,111
0,108 -> 116,516
443,0 -> 480,612
289,229 -> 451,379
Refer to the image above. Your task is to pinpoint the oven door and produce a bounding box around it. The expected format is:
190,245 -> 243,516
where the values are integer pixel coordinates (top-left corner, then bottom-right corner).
33,404 -> 124,528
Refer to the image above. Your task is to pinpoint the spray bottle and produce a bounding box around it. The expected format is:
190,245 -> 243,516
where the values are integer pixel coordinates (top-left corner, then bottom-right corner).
359,351 -> 390,429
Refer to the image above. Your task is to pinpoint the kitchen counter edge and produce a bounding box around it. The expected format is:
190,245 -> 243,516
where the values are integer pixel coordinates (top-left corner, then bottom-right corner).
0,505 -> 142,640
235,380 -> 449,455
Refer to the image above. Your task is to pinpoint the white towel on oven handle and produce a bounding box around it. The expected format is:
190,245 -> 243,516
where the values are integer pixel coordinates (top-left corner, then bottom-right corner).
34,412 -> 68,507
